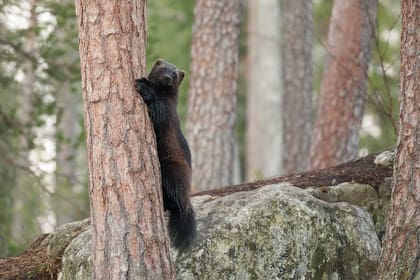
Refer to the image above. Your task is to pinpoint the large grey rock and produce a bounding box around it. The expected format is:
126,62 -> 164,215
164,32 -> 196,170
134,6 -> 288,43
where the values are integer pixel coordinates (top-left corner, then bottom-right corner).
59,227 -> 92,280
306,180 -> 392,240
59,184 -> 381,279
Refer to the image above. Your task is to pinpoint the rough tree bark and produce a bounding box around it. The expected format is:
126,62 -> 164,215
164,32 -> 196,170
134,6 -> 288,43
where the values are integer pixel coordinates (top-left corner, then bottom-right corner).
247,0 -> 283,180
309,0 -> 377,170
281,0 -> 313,174
186,0 -> 242,191
376,1 -> 420,279
75,1 -> 175,279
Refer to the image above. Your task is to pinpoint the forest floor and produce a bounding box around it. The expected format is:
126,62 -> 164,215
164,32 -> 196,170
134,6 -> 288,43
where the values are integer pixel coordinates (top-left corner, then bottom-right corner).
0,234 -> 59,279
196,153 -> 392,196
0,152 -> 393,280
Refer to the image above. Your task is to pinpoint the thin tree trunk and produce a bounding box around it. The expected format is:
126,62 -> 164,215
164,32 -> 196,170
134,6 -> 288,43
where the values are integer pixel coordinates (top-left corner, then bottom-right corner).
246,0 -> 283,180
19,2 -> 36,134
12,0 -> 39,245
309,0 -> 377,170
281,0 -> 313,175
54,0 -> 86,226
186,0 -> 242,191
55,78 -> 84,225
75,1 -> 175,279
376,1 -> 420,279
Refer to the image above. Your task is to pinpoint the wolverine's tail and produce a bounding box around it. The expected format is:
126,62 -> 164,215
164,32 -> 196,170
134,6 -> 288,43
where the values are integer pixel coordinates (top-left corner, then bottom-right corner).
168,208 -> 196,251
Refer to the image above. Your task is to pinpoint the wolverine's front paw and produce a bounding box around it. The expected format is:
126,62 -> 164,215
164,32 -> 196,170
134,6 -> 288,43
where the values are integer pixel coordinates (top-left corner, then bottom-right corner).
135,78 -> 155,104
135,77 -> 150,93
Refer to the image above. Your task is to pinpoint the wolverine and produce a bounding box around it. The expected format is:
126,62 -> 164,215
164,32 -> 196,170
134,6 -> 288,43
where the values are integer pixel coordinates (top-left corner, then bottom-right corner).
135,59 -> 196,250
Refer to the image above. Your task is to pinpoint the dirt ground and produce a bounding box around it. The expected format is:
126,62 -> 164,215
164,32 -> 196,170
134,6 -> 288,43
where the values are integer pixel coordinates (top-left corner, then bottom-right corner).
0,234 -> 59,279
195,153 -> 392,197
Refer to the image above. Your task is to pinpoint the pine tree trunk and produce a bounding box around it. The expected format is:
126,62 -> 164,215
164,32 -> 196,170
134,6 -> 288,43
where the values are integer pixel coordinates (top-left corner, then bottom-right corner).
186,0 -> 242,191
309,0 -> 377,170
376,1 -> 420,279
246,0 -> 283,180
75,1 -> 175,279
281,0 -> 313,174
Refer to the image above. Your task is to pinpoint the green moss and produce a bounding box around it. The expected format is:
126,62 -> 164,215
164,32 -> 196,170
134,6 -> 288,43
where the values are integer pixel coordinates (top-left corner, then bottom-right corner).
311,246 -> 332,280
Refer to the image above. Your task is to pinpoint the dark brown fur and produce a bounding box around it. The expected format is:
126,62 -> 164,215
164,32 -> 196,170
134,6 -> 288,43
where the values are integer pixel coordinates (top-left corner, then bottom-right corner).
135,59 -> 196,250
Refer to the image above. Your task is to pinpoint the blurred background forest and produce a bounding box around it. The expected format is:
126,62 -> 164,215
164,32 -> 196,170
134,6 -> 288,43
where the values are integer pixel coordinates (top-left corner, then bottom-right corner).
0,0 -> 400,257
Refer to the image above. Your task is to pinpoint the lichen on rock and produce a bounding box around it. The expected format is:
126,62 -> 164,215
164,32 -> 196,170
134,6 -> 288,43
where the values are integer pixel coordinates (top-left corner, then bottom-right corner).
173,184 -> 380,279
55,183 -> 381,279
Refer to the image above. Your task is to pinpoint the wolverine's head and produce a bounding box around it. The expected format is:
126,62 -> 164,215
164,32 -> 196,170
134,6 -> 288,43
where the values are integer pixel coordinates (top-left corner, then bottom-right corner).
147,59 -> 185,91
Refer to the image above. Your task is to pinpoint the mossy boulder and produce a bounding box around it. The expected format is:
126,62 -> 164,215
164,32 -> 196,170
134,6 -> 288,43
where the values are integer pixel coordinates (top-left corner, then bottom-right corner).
59,184 -> 381,279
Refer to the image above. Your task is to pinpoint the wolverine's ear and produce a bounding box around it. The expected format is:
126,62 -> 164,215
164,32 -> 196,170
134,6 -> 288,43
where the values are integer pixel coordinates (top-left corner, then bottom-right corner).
154,58 -> 164,66
178,70 -> 185,83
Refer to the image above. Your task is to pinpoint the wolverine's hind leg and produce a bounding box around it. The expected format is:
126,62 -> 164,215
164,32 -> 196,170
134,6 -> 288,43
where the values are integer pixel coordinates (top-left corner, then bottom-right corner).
161,163 -> 192,212
161,163 -> 196,250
